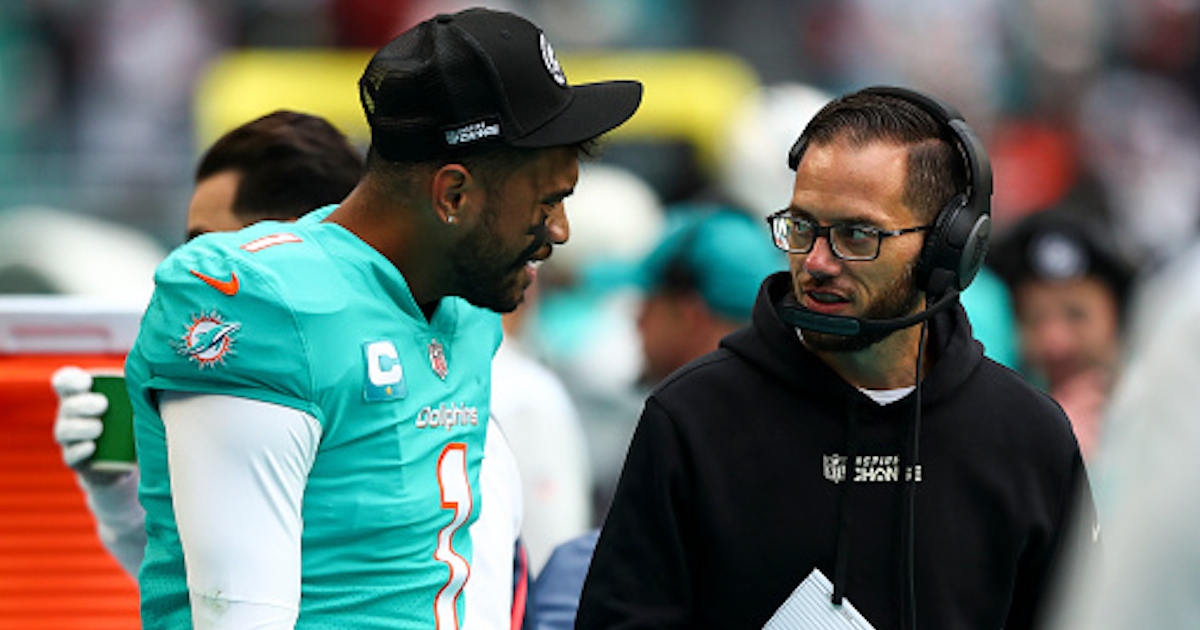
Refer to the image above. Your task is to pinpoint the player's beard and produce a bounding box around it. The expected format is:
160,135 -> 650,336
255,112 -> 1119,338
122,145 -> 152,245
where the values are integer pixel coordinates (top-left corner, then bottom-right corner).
801,260 -> 924,352
453,203 -> 546,314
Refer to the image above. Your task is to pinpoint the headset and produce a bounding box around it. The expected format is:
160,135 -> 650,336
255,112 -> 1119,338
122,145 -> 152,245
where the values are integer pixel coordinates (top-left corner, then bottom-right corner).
780,85 -> 993,337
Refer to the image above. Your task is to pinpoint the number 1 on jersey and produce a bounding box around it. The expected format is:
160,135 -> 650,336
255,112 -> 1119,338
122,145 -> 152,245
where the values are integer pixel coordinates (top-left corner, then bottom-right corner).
434,443 -> 473,629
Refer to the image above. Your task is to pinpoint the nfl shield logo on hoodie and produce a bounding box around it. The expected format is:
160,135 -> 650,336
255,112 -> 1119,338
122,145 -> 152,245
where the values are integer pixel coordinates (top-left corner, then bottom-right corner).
428,339 -> 449,380
823,454 -> 847,484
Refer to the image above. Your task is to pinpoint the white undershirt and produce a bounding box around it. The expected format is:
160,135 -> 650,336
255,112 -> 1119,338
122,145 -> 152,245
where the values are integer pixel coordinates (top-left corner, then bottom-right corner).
159,393 -> 521,630
794,328 -> 917,406
161,392 -> 320,629
859,386 -> 916,406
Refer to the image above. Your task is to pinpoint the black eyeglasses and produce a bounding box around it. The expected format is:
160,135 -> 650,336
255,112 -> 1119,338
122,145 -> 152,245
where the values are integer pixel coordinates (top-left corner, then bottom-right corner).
766,210 -> 931,261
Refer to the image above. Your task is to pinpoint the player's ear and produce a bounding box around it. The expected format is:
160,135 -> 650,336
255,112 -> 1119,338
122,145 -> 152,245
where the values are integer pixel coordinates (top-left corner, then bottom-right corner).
430,163 -> 482,227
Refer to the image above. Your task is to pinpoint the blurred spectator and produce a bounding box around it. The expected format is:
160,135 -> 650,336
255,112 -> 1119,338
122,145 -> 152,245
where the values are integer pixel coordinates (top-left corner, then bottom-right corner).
50,110 -> 364,577
331,0 -> 525,48
801,0 -> 1007,131
330,0 -> 415,47
526,530 -> 599,630
0,3 -> 55,155
8,0 -> 234,243
525,204 -> 786,630
6,0 -> 1200,273
989,204 -> 1135,460
1011,0 -> 1108,121
531,0 -> 693,49
1088,171 -> 1200,515
73,0 -> 226,226
493,285 -> 592,574
986,118 -> 1081,228
958,265 -> 1020,370
1027,5 -> 1200,610
1112,0 -> 1200,98
690,0 -> 820,83
716,82 -> 833,218
1076,70 -> 1200,268
529,163 -> 664,521
633,204 -> 786,386
1048,203 -> 1200,630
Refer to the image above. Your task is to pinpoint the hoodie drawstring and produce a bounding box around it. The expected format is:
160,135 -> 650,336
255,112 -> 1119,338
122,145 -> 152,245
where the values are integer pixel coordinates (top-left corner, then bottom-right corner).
832,397 -> 859,606
899,320 -> 930,630
899,404 -> 919,630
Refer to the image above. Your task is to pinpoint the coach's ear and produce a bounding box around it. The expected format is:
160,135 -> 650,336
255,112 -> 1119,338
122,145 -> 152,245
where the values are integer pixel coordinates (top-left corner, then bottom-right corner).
430,163 -> 484,229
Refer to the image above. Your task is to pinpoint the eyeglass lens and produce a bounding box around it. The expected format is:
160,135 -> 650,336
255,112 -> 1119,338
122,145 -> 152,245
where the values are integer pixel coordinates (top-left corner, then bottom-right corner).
774,215 -> 880,260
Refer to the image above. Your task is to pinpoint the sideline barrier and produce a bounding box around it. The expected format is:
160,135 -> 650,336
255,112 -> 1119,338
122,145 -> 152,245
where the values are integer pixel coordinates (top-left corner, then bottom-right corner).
0,297 -> 142,629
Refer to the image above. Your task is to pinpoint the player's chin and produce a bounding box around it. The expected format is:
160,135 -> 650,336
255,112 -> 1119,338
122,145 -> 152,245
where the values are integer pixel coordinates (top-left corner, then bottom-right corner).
498,280 -> 529,313
468,274 -> 528,314
507,270 -> 535,311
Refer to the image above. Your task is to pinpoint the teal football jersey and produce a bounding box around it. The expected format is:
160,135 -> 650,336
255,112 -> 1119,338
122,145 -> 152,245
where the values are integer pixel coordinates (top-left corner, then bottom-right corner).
126,207 -> 502,629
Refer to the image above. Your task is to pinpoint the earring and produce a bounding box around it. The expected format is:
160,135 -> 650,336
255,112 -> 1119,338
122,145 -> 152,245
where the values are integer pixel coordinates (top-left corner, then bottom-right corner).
447,215 -> 457,224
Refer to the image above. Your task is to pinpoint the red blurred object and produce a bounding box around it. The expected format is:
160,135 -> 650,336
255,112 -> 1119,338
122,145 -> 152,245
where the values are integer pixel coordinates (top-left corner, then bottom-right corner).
0,354 -> 139,629
989,120 -> 1079,228
330,0 -> 415,47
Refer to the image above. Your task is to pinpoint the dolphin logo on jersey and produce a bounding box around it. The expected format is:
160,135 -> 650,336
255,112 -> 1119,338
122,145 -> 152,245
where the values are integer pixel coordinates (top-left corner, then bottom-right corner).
174,311 -> 240,368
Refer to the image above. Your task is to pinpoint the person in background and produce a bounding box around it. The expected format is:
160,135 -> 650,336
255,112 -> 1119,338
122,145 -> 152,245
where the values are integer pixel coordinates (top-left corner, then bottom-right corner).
1046,182 -> 1200,630
520,163 -> 665,531
523,203 -> 785,630
491,279 -> 592,575
958,264 -> 1021,369
183,111 -> 364,240
576,86 -> 1094,630
988,205 -> 1135,461
52,109 -> 363,576
123,8 -> 640,628
1045,225 -> 1200,630
633,204 -> 788,387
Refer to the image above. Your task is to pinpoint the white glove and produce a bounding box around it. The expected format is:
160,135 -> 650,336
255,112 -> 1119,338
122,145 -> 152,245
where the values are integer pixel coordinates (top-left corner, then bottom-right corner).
51,366 -> 109,469
52,366 -> 145,577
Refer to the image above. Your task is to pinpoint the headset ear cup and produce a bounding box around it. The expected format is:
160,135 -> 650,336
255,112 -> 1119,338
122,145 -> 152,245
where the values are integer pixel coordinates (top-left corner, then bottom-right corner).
955,213 -> 990,291
916,195 -> 969,297
916,202 -> 949,293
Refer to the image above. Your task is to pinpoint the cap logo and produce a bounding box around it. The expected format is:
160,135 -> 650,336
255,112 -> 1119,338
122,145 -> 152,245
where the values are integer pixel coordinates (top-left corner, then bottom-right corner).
361,65 -> 387,115
539,33 -> 567,87
361,84 -> 376,115
1030,232 -> 1086,280
445,118 -> 502,146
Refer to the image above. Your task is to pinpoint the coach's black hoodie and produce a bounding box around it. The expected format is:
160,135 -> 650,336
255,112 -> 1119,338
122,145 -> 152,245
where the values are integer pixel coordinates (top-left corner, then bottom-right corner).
578,272 -> 1095,630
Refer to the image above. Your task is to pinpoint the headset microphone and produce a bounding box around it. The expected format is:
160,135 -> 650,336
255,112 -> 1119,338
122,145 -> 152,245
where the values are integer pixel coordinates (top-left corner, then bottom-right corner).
776,289 -> 959,337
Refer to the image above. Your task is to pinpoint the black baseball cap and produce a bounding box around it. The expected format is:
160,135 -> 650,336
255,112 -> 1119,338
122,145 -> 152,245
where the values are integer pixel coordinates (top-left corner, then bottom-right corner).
990,207 -> 1136,311
359,7 -> 643,162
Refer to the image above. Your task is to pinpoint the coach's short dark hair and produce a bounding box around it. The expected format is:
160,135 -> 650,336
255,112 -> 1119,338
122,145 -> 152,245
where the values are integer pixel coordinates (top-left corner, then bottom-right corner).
796,92 -> 965,225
